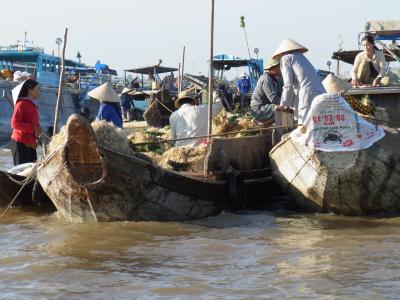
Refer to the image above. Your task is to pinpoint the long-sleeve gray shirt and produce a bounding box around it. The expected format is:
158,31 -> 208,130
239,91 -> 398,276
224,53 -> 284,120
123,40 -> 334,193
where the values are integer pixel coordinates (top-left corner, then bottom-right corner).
280,53 -> 325,122
250,72 -> 283,122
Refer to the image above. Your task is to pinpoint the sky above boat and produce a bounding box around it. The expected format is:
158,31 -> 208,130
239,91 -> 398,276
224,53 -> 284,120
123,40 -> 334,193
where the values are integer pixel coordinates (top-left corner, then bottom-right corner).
2,0 -> 400,78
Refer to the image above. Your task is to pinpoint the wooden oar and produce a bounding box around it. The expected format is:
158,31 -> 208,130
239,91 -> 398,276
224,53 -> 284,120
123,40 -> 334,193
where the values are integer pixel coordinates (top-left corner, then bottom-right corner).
131,123 -> 302,146
357,113 -> 400,126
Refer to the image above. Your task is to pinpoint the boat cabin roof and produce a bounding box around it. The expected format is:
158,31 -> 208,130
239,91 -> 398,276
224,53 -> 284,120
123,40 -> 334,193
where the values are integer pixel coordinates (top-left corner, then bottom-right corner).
0,48 -> 85,68
124,65 -> 178,74
65,66 -> 118,75
364,20 -> 400,40
332,48 -> 400,65
346,86 -> 400,95
212,54 -> 263,70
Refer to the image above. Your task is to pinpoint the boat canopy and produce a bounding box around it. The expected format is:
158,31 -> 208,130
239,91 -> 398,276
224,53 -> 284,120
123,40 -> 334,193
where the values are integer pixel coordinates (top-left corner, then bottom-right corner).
0,46 -> 85,86
212,54 -> 264,89
65,66 -> 117,76
124,65 -> 178,75
213,54 -> 263,72
364,20 -> 400,40
332,49 -> 400,65
0,50 -> 84,68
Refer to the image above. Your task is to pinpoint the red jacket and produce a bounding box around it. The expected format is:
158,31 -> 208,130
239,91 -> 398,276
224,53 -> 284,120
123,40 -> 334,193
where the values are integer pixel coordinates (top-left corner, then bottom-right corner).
11,98 -> 39,146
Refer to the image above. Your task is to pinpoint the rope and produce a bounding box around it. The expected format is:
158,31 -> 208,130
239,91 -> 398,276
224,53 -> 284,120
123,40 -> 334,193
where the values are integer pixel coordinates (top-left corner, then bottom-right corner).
0,162 -> 39,222
358,113 -> 400,126
131,123 -> 302,146
6,172 -> 28,186
155,98 -> 173,113
0,142 -> 66,222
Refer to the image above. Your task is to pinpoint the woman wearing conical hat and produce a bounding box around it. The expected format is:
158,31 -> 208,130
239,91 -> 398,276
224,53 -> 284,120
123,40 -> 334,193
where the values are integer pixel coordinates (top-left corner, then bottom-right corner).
272,38 -> 325,123
88,82 -> 123,128
10,79 -> 42,165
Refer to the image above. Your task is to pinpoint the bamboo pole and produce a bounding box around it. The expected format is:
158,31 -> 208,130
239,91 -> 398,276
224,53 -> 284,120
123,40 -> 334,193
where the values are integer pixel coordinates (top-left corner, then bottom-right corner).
53,28 -> 68,135
207,0 -> 215,137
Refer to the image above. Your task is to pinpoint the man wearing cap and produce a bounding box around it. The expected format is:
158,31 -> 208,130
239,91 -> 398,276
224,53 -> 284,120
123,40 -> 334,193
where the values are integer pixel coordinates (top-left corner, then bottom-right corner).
235,72 -> 251,110
237,72 -> 251,95
89,82 -> 123,128
272,38 -> 325,123
169,90 -> 223,147
250,58 -> 283,124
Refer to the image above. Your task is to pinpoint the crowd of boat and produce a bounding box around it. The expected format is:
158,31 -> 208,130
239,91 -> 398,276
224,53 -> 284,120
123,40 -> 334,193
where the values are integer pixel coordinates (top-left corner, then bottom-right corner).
0,20 -> 400,222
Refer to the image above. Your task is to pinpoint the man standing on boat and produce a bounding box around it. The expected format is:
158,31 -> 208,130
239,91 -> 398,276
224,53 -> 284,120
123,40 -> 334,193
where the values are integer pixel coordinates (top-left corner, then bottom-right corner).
169,90 -> 223,147
120,87 -> 134,121
272,38 -> 325,123
235,72 -> 251,110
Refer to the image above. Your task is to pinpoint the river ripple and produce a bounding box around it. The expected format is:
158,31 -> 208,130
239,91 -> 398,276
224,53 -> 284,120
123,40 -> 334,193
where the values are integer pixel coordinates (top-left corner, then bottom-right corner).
1,146 -> 400,299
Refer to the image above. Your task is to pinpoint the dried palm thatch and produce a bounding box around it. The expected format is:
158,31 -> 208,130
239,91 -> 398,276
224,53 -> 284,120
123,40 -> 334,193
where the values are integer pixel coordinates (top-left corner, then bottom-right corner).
213,109 -> 259,136
48,126 -> 67,153
48,120 -> 134,156
91,121 -> 134,156
157,146 -> 207,170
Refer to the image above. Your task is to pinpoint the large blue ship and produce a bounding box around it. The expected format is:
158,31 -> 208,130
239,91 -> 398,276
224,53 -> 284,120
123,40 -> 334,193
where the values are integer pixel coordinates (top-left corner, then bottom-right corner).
0,42 -> 117,141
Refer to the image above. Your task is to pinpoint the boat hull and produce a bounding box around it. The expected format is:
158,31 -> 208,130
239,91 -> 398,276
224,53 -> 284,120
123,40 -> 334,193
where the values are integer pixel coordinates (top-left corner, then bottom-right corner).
36,115 -> 230,222
0,169 -> 53,208
270,128 -> 400,215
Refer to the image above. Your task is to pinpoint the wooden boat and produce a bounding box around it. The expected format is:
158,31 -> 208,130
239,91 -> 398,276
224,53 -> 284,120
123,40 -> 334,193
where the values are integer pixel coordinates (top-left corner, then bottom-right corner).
36,114 -> 273,222
0,169 -> 52,208
269,126 -> 400,215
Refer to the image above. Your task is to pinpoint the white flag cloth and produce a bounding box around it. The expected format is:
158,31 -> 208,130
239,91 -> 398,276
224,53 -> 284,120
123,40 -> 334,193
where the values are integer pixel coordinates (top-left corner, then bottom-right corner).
290,93 -> 385,152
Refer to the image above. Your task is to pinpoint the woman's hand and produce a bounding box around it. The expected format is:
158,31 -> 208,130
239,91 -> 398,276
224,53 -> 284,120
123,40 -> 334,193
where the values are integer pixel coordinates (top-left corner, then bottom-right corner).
372,77 -> 382,87
34,125 -> 43,137
351,78 -> 360,87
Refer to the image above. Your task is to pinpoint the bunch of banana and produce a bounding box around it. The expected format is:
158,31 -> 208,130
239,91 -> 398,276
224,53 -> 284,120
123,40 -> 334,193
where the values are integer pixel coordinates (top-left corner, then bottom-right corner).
345,95 -> 376,116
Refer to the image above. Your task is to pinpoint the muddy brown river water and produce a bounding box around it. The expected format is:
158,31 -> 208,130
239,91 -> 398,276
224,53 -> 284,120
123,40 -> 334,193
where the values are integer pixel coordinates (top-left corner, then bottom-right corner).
1,146 -> 399,299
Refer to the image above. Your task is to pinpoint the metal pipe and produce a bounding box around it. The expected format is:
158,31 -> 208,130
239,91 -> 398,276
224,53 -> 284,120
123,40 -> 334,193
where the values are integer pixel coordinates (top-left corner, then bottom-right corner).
181,46 -> 186,90
376,40 -> 400,63
178,63 -> 181,93
336,59 -> 340,76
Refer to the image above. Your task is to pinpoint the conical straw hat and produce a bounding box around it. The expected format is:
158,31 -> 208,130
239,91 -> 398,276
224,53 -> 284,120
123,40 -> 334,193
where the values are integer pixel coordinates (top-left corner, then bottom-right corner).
272,38 -> 308,59
88,82 -> 120,103
322,74 -> 351,94
121,87 -> 133,95
12,80 -> 28,105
